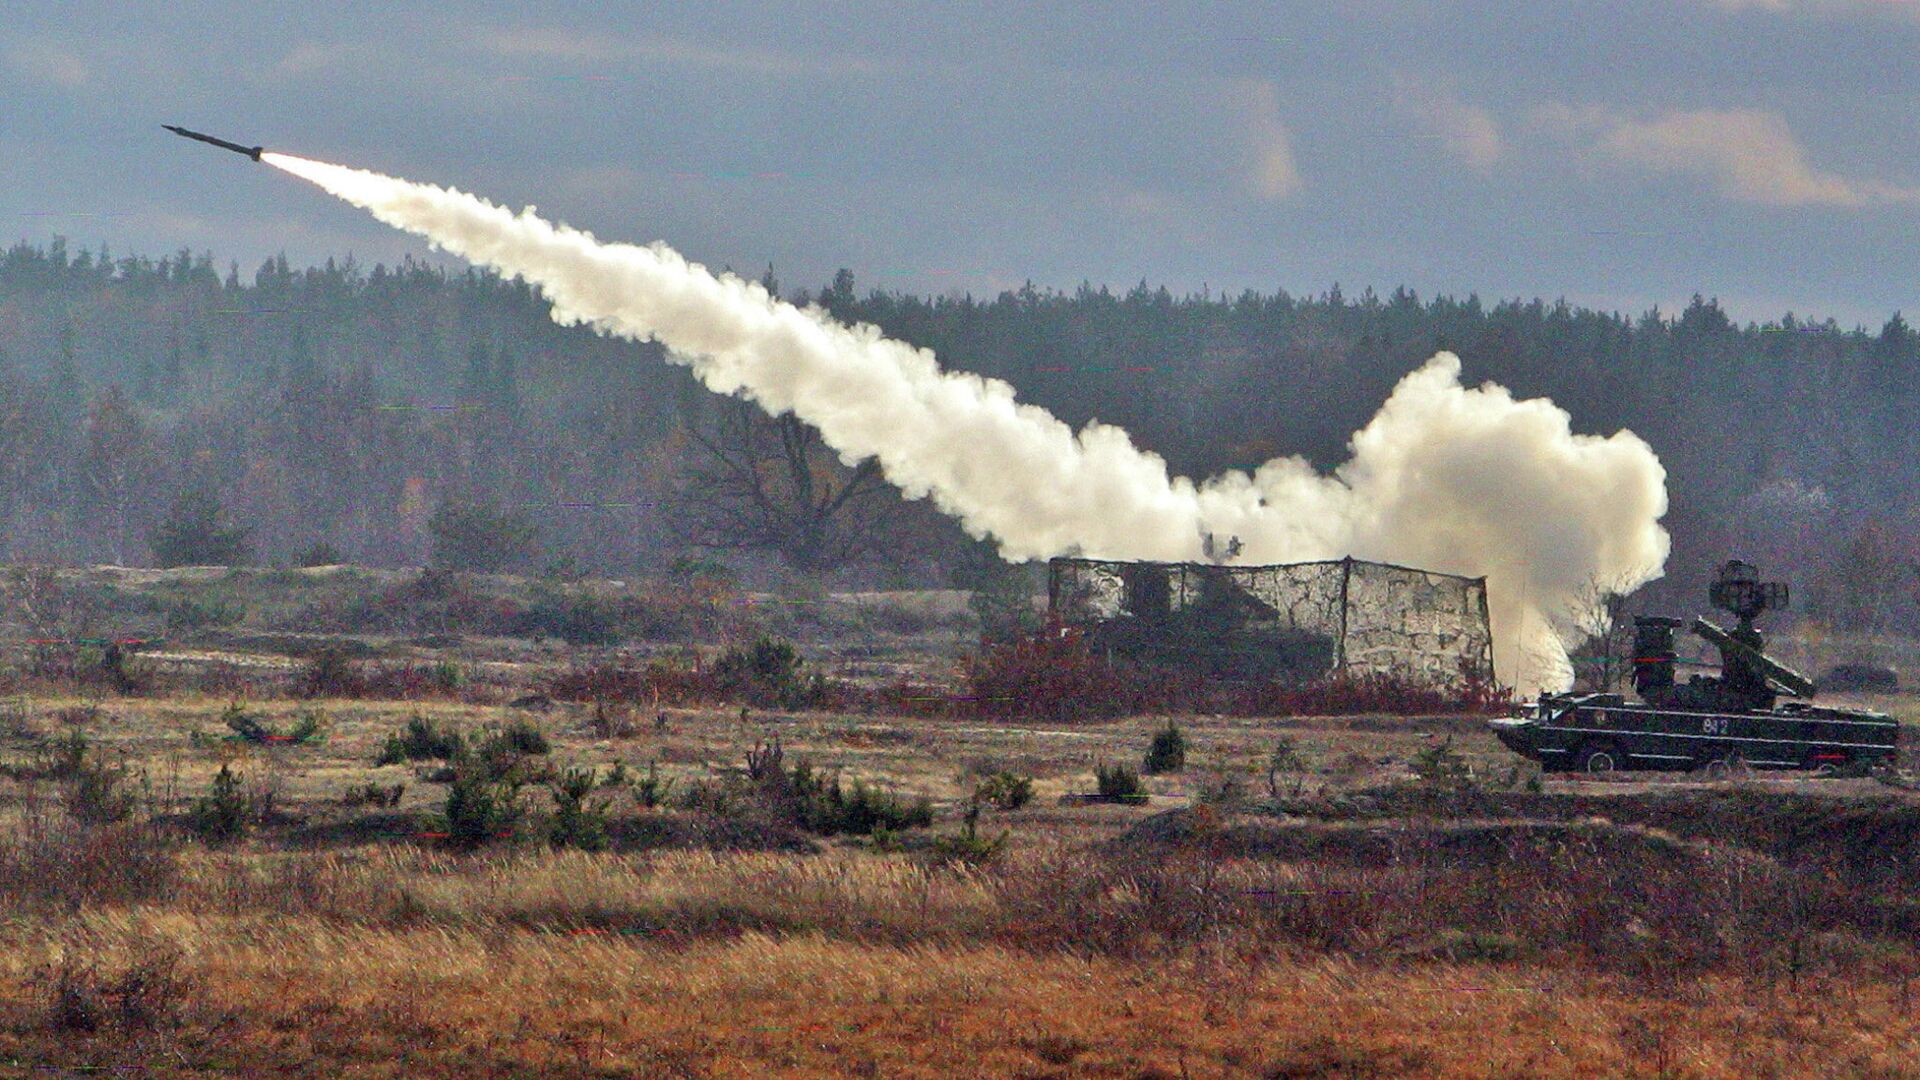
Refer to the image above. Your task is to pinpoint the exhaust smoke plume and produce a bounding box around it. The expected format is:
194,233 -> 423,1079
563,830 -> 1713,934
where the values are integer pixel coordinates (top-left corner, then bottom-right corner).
264,152 -> 1668,692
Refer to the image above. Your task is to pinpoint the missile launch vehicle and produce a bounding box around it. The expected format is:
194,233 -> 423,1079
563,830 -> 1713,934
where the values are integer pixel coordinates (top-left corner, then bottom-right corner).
1490,560 -> 1899,775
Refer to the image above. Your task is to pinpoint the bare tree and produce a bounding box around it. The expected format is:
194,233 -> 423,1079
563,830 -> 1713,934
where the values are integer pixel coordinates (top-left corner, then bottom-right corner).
1563,572 -> 1647,693
670,397 -> 908,574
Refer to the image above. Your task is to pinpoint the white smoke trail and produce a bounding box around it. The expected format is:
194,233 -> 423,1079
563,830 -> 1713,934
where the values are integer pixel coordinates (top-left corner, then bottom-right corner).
264,152 -> 1668,692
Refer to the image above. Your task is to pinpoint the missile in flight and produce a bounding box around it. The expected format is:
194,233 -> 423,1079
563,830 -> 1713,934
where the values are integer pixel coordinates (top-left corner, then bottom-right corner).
162,125 -> 264,162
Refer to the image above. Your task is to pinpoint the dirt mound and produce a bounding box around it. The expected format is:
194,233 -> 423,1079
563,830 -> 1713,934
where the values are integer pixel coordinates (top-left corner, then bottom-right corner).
1117,808 -> 1720,875
1273,784 -> 1920,885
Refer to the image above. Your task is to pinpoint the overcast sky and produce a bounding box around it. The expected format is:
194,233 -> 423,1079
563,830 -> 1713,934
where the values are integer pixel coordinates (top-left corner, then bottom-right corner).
6,0 -> 1919,326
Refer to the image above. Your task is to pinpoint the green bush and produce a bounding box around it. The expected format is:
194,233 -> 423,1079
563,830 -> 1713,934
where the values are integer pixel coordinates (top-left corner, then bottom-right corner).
163,594 -> 247,631
222,701 -> 325,745
445,721 -> 556,786
1411,736 -> 1473,792
43,731 -> 92,780
427,498 -> 537,573
547,767 -> 610,851
187,764 -> 249,844
490,719 -> 549,757
975,771 -> 1034,811
286,709 -> 324,743
632,760 -> 672,809
1142,720 -> 1186,775
149,487 -> 254,568
713,636 -> 824,709
428,660 -> 466,693
1095,761 -> 1148,804
1266,738 -> 1307,799
438,765 -> 519,851
374,714 -> 464,766
788,765 -> 933,835
929,795 -> 1009,865
516,590 -> 622,646
341,782 -> 405,809
295,541 -> 343,567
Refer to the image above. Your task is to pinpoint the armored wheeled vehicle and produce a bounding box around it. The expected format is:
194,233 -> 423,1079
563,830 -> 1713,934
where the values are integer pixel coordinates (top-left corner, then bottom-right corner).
1490,561 -> 1899,775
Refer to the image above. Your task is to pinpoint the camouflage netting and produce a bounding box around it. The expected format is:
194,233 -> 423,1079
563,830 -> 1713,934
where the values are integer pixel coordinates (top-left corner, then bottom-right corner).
1047,556 -> 1494,687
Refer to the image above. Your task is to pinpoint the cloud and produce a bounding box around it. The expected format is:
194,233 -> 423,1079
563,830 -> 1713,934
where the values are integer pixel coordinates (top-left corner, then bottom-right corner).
474,27 -> 883,79
1392,78 -> 1503,170
275,43 -> 340,78
1538,104 -> 1920,207
1235,80 -> 1303,201
7,41 -> 88,88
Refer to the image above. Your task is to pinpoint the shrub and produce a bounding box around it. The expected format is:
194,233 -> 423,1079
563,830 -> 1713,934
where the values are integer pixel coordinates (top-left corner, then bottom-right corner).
64,749 -> 137,825
187,764 -> 250,844
296,648 -> 359,697
442,722 -> 555,786
42,730 -> 91,780
341,782 -> 405,808
286,709 -> 324,744
588,700 -> 637,739
514,590 -> 623,646
428,660 -> 465,693
490,719 -> 549,756
632,760 -> 672,809
1142,719 -> 1186,775
149,486 -> 253,568
1267,738 -> 1307,799
961,626 -> 1143,723
790,766 -> 933,835
375,714 -> 464,766
1410,736 -> 1473,792
975,771 -> 1034,811
735,739 -> 932,835
547,767 -> 610,851
745,735 -> 785,782
929,794 -> 1009,865
163,593 -> 247,631
295,541 -> 344,567
221,701 -> 269,742
713,636 -> 824,709
673,776 -> 742,818
438,765 -> 519,851
427,497 -> 537,573
1094,761 -> 1148,804
42,941 -> 193,1033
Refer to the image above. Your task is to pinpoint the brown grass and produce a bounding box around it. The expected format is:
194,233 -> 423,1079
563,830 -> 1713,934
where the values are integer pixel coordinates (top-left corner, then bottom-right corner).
2,911 -> 1919,1077
6,670 -> 1920,1074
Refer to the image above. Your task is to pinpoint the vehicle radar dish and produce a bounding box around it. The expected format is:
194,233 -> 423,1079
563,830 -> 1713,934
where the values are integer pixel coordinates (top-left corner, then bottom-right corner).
1709,559 -> 1787,621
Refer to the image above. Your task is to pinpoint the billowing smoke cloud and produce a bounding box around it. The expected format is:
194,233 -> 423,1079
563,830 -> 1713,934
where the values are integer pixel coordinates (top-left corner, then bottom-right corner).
264,153 -> 1668,692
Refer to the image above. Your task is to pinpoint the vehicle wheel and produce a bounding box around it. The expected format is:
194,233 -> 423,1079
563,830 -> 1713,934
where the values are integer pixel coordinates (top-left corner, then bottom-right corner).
1806,753 -> 1848,778
1699,753 -> 1745,779
1574,743 -> 1624,775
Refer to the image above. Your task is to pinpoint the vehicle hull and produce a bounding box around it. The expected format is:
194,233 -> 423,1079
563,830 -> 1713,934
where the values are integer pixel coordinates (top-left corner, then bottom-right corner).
1490,694 -> 1898,773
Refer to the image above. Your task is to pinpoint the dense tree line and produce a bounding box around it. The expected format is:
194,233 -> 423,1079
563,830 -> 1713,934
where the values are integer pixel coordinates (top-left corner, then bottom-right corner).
0,238 -> 1913,630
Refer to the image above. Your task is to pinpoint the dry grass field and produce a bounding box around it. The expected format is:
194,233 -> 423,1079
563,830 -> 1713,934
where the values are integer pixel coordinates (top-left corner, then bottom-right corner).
2,569 -> 1919,1077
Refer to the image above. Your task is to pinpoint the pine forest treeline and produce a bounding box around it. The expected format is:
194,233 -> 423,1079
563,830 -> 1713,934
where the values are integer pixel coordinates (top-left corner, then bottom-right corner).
0,238 -> 1914,629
